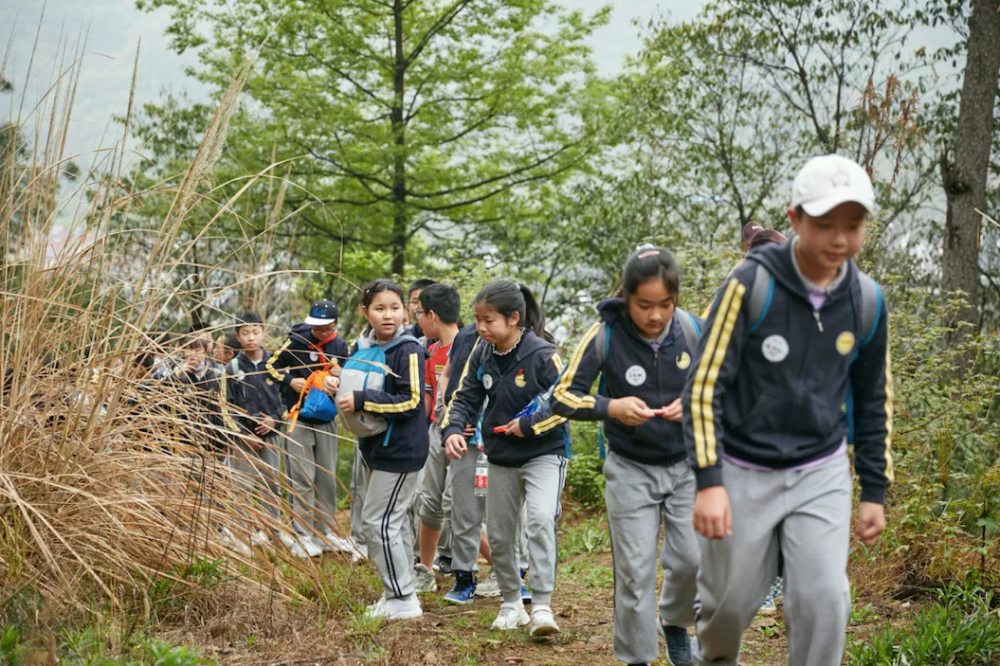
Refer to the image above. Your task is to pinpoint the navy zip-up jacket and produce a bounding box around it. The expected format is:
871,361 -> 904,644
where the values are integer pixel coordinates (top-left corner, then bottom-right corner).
221,351 -> 284,437
445,323 -> 480,406
350,330 -> 429,474
442,330 -> 568,468
552,299 -> 703,467
266,323 -> 350,422
682,241 -> 893,504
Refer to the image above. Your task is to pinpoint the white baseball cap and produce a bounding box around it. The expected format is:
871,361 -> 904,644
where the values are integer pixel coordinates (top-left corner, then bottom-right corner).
791,155 -> 876,216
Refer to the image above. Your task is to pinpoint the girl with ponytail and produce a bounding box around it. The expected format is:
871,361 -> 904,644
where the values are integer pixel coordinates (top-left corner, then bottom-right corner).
440,280 -> 567,636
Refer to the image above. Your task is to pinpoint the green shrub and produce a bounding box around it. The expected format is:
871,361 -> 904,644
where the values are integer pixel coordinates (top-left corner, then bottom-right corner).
848,587 -> 1000,665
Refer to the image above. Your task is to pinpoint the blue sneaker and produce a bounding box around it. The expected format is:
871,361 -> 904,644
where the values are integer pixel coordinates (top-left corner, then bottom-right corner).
659,618 -> 693,666
444,571 -> 477,605
520,582 -> 532,606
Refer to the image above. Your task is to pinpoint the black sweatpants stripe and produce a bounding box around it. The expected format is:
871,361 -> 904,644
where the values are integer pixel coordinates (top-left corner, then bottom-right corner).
381,472 -> 408,598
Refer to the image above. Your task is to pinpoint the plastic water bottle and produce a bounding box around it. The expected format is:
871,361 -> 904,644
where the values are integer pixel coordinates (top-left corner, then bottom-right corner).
474,455 -> 489,498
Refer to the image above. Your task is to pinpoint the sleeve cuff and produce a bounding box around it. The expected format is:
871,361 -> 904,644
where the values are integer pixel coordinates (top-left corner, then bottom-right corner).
593,395 -> 611,419
441,425 -> 462,441
519,417 -> 533,437
860,483 -> 886,505
694,465 -> 724,491
353,390 -> 365,413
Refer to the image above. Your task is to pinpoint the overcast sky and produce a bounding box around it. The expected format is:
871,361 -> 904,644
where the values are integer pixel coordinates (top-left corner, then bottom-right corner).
2,0 -> 703,163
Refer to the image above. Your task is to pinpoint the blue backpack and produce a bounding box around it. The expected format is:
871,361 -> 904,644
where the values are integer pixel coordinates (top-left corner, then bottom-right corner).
339,333 -> 420,443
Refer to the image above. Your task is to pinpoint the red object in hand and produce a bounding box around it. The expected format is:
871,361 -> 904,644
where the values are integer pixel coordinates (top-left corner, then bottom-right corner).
493,425 -> 509,434
652,408 -> 669,416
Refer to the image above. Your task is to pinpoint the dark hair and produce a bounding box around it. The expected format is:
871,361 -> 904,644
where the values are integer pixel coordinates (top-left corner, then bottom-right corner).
221,331 -> 242,352
407,278 -> 436,298
749,229 -> 788,249
621,245 -> 681,302
474,280 -> 551,342
236,312 -> 263,328
419,283 -> 461,325
362,279 -> 405,308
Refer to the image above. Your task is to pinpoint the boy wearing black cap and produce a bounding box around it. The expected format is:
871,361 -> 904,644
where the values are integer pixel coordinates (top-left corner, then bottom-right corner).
267,300 -> 356,558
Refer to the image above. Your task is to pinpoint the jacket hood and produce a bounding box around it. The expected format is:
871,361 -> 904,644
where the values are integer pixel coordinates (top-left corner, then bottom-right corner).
746,240 -> 856,306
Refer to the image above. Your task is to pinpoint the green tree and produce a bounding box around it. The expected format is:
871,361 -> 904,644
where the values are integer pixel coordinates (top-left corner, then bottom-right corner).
139,0 -> 610,277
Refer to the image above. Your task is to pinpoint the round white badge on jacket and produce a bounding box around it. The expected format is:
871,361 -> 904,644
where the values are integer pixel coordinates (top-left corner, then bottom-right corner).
625,365 -> 647,386
309,351 -> 319,362
483,374 -> 494,389
762,335 -> 789,363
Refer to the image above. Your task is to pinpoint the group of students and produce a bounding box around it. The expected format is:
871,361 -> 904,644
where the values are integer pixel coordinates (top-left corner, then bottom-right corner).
152,154 -> 894,666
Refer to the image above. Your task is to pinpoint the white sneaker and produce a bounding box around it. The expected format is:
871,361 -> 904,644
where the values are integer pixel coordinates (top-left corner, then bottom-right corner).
251,530 -> 271,547
385,594 -> 423,621
278,532 -> 308,559
530,605 -> 560,637
491,601 -> 530,631
320,531 -> 346,553
344,537 -> 367,562
364,595 -> 388,620
220,527 -> 252,557
475,569 -> 501,598
300,534 -> 324,558
413,563 -> 437,593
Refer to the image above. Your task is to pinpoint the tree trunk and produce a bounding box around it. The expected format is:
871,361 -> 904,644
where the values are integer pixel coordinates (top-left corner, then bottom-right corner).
940,0 -> 1000,349
391,0 -> 407,278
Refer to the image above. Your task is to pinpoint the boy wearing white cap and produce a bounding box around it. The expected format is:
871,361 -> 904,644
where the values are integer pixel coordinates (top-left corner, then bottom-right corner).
682,155 -> 893,666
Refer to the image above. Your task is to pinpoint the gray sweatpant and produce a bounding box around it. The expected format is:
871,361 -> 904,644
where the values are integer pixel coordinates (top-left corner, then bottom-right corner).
449,446 -> 487,572
604,451 -> 700,664
693,454 -> 852,666
350,446 -> 368,546
418,424 -> 453,558
285,420 -> 339,535
228,434 -> 283,521
487,454 -> 566,607
361,466 -> 420,599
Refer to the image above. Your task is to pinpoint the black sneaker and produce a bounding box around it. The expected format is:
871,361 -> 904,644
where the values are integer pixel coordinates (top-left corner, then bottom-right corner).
433,555 -> 453,575
443,571 -> 477,605
659,617 -> 693,666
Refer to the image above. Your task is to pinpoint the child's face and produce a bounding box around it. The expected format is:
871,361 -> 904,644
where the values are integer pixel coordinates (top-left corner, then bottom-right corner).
213,336 -> 233,363
408,289 -> 423,322
418,309 -> 440,339
311,322 -> 337,340
627,278 -> 675,340
237,324 -> 264,352
788,202 -> 867,272
474,302 -> 520,347
363,291 -> 405,339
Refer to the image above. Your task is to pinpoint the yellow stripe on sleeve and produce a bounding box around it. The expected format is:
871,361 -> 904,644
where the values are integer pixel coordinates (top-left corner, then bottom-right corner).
218,373 -> 241,433
532,413 -> 568,435
702,283 -> 745,466
441,337 -> 481,429
364,352 -> 421,414
553,322 -> 601,410
690,279 -> 745,468
266,338 -> 291,382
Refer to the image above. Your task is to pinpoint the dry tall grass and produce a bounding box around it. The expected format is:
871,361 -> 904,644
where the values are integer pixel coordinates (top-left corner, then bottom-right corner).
0,27 -> 356,640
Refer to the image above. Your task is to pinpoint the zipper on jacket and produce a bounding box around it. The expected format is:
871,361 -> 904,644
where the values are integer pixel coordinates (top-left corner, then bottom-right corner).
813,309 -> 824,332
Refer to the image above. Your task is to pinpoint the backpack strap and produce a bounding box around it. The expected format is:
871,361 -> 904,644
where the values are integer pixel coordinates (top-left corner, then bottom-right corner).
675,308 -> 701,348
857,271 -> 882,348
384,334 -> 420,351
747,263 -> 775,333
229,358 -> 240,377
